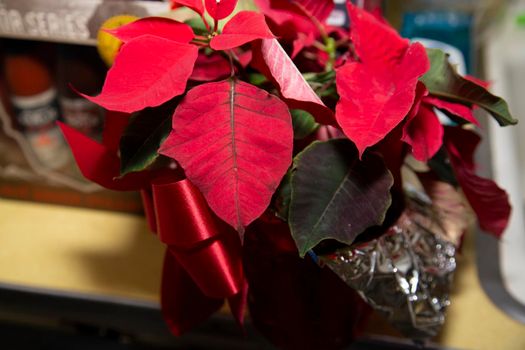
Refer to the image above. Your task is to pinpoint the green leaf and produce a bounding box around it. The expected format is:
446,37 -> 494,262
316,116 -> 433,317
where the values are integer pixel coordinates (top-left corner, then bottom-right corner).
184,17 -> 210,36
119,102 -> 175,176
291,109 -> 319,139
421,48 -> 517,126
427,148 -> 458,187
248,73 -> 268,86
289,139 -> 394,257
304,70 -> 335,84
273,169 -> 292,221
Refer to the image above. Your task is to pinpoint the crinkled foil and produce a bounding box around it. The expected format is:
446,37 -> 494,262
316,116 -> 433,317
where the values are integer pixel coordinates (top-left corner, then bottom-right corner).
319,192 -> 458,340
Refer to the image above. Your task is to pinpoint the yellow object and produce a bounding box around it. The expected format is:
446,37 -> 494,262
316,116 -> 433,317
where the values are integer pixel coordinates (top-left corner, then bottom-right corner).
97,15 -> 139,67
0,199 -> 163,301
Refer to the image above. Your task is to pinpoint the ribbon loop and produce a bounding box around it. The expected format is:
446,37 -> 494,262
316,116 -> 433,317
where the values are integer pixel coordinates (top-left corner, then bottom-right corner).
151,176 -> 244,299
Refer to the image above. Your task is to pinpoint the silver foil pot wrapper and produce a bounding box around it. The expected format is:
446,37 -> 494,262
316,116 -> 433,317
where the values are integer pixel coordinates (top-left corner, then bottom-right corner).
320,193 -> 458,340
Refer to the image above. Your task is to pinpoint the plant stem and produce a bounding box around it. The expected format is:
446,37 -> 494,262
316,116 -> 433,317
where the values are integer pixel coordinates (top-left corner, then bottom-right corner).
201,15 -> 211,32
213,18 -> 219,34
324,36 -> 336,71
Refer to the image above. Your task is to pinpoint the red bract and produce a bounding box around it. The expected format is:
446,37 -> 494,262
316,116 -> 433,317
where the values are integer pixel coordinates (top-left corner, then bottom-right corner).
336,43 -> 429,157
465,75 -> 491,89
210,11 -> 274,50
252,38 -> 335,125
254,0 -> 332,57
445,127 -> 511,238
403,104 -> 443,162
159,79 -> 293,236
424,96 -> 479,126
402,83 -> 446,162
80,36 -> 198,113
347,4 -> 407,69
105,17 -> 194,43
255,0 -> 333,30
335,4 -> 429,157
205,0 -> 238,20
294,0 -> 335,23
402,85 -> 481,162
190,52 -> 231,81
170,0 -> 205,16
59,119 -> 154,191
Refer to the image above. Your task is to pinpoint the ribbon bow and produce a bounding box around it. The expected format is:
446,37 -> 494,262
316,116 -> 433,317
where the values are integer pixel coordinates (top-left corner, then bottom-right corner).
59,112 -> 247,334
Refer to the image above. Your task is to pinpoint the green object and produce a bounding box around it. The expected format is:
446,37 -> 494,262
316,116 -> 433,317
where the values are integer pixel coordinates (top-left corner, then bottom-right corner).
185,17 -> 210,36
273,170 -> 292,221
421,48 -> 517,126
119,103 -> 174,176
248,73 -> 267,86
289,139 -> 394,257
517,12 -> 525,27
428,148 -> 459,187
291,109 -> 319,140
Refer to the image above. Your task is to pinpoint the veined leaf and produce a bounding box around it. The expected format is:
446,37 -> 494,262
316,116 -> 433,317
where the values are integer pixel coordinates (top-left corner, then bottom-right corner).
289,139 -> 394,256
253,38 -> 336,126
421,48 -> 517,126
159,79 -> 293,235
119,102 -> 176,176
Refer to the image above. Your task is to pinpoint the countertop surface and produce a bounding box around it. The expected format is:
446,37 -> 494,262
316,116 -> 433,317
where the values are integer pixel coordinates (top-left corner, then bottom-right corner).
0,198 -> 524,350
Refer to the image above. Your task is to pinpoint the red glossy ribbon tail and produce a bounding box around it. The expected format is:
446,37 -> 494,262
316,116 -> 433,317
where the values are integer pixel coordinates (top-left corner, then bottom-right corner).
161,249 -> 224,336
228,279 -> 249,330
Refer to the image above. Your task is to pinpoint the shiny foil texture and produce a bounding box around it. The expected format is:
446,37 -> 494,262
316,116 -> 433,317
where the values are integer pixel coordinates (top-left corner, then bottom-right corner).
319,193 -> 458,340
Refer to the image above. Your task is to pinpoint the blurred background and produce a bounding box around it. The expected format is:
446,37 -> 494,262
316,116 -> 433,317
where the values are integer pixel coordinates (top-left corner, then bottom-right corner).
0,0 -> 524,349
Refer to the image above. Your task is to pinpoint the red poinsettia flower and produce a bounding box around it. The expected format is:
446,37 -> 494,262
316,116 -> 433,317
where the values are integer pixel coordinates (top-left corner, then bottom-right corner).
72,1 -> 305,240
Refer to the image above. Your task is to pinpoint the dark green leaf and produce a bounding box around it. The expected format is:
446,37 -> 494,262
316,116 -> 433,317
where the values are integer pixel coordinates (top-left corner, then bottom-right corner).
273,169 -> 292,221
421,48 -> 517,126
119,102 -> 175,176
427,148 -> 458,187
289,139 -> 394,257
291,109 -> 319,139
248,73 -> 268,86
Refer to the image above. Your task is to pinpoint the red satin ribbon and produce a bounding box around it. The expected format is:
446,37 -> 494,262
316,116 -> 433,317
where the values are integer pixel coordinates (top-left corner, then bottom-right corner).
150,175 -> 244,296
146,175 -> 247,334
60,114 -> 247,335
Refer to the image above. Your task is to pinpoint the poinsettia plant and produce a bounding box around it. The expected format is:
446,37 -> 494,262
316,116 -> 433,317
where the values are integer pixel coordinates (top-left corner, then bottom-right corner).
59,0 -> 516,347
